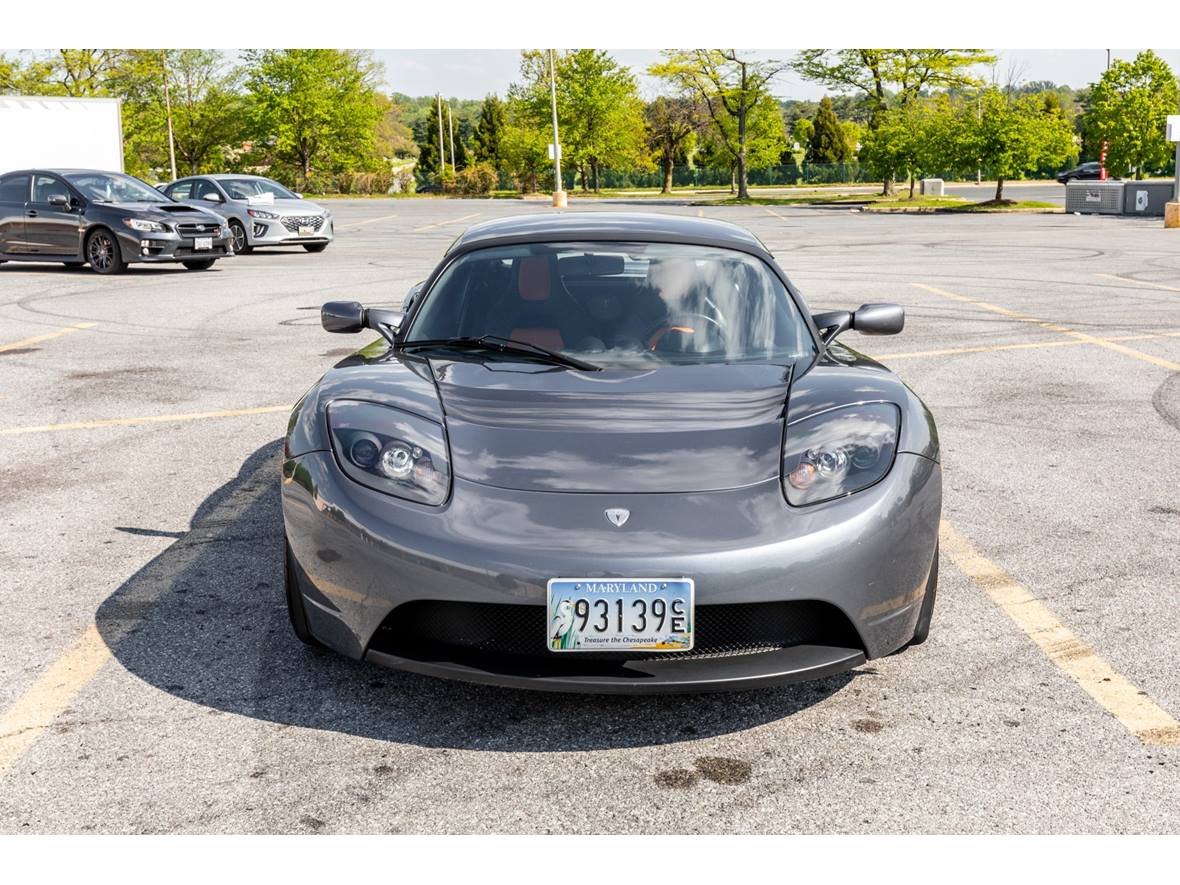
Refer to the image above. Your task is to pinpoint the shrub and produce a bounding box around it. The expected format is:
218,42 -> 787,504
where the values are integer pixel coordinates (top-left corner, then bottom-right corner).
456,163 -> 498,195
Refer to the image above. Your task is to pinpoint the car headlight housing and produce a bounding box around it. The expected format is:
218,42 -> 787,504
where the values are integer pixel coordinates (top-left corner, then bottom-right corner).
327,399 -> 450,505
782,402 -> 900,506
124,217 -> 167,233
247,207 -> 280,219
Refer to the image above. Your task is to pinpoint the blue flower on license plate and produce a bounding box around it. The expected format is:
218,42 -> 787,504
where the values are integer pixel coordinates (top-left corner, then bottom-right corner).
546,578 -> 694,653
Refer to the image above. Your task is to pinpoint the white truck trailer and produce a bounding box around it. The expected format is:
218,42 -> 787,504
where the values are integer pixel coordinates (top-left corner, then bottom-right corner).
0,96 -> 124,173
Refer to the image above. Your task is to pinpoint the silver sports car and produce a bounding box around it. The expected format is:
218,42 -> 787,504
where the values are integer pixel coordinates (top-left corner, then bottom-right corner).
282,213 -> 942,693
160,174 -> 333,255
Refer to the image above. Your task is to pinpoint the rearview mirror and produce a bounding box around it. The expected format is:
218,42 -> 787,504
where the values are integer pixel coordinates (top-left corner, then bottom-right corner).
321,301 -> 404,344
811,302 -> 904,344
48,193 -> 69,207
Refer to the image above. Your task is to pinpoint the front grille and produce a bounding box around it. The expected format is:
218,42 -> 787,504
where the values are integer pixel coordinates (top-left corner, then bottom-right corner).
369,599 -> 862,665
280,215 -> 324,233
176,222 -> 222,237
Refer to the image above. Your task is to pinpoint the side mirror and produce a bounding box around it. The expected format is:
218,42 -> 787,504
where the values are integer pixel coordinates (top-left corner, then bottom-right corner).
321,301 -> 404,344
48,193 -> 69,207
204,193 -> 224,203
294,192 -> 304,199
812,302 -> 904,344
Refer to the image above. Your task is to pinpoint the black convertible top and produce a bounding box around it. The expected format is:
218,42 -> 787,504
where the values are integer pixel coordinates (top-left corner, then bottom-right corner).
446,212 -> 772,259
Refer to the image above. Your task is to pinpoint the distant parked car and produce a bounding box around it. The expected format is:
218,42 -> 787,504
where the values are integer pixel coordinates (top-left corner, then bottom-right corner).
0,168 -> 231,274
1057,162 -> 1104,184
160,174 -> 334,255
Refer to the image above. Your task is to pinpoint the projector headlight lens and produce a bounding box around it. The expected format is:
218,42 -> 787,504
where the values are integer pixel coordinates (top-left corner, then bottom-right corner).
783,403 -> 900,506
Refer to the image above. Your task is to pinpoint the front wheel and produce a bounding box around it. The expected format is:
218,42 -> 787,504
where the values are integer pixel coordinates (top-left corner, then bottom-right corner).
302,242 -> 328,253
182,259 -> 217,271
909,543 -> 939,646
228,220 -> 251,255
86,229 -> 125,275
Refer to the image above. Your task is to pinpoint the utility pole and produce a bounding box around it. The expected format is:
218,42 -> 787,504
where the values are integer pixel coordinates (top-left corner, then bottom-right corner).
436,94 -> 446,177
549,48 -> 566,208
447,103 -> 456,171
160,50 -> 177,181
1167,98 -> 1180,229
1106,49 -> 1111,70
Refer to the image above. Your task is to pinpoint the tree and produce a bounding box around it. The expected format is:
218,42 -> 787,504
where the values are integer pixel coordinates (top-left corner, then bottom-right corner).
1084,50 -> 1178,180
651,50 -> 786,199
375,95 -> 419,161
243,49 -> 383,189
645,95 -> 703,193
861,98 -> 947,197
472,95 -> 507,170
792,49 -> 995,192
807,96 -> 849,164
791,117 -> 814,150
414,100 -> 447,179
959,88 -> 1076,201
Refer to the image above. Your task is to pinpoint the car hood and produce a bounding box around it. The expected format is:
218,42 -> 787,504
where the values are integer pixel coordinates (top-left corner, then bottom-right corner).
103,202 -> 225,222
432,360 -> 792,493
251,198 -> 326,215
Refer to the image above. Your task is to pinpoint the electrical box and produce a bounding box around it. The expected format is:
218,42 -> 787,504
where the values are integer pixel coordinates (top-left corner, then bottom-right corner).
1065,180 -> 1124,214
1167,115 -> 1180,142
920,178 -> 944,196
1122,181 -> 1175,216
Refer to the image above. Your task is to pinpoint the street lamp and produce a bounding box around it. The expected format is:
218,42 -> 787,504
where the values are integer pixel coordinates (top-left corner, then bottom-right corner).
549,48 -> 566,208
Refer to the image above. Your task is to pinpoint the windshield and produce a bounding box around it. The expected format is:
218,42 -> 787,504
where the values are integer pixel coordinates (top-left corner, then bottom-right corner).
219,178 -> 297,200
405,242 -> 816,369
64,172 -> 166,204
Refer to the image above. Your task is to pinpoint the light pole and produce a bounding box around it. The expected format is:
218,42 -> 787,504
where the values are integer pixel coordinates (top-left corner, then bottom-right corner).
160,50 -> 177,182
549,48 -> 566,208
436,94 -> 446,177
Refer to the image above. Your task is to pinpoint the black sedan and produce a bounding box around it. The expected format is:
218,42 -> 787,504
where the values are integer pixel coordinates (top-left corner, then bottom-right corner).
0,168 -> 232,274
1057,161 -> 1104,184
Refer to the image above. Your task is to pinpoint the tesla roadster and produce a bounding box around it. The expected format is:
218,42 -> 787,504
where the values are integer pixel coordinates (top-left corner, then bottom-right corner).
281,213 -> 942,693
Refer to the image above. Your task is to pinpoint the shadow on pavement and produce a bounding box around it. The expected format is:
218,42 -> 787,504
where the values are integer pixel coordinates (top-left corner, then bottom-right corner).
96,440 -> 857,752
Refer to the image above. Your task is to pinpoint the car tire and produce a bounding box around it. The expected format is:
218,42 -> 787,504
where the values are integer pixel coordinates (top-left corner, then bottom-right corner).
229,220 -> 252,255
182,259 -> 217,271
302,243 -> 328,253
284,540 -> 324,648
86,228 -> 125,275
909,543 -> 939,646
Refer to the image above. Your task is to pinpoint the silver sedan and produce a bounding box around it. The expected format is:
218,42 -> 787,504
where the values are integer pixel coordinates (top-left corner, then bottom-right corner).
161,174 -> 334,255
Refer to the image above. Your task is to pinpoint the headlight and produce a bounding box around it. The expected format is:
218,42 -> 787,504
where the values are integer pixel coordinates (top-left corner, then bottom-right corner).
327,400 -> 450,505
247,208 -> 280,219
123,217 -> 167,232
782,402 -> 900,506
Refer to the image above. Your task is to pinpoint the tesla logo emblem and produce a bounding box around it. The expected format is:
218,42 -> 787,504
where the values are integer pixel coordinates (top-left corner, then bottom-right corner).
604,508 -> 630,527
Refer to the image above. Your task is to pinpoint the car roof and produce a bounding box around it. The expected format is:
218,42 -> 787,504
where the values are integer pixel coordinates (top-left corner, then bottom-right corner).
206,174 -> 267,181
4,168 -> 130,176
446,212 -> 772,258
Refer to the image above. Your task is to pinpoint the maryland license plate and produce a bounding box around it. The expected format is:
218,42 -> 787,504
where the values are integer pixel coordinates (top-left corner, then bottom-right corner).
547,578 -> 694,652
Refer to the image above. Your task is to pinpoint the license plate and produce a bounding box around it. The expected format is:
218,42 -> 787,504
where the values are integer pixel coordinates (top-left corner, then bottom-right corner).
298,225 -> 314,236
547,578 -> 694,652
194,237 -> 212,250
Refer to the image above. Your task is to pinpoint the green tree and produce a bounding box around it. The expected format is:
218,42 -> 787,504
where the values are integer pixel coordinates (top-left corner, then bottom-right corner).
791,117 -> 814,151
1084,50 -> 1178,179
243,49 -> 383,189
651,50 -> 786,199
959,88 -> 1076,201
793,49 -> 995,192
414,100 -> 447,179
807,96 -> 849,164
471,94 -> 507,170
861,98 -> 948,197
645,95 -> 703,193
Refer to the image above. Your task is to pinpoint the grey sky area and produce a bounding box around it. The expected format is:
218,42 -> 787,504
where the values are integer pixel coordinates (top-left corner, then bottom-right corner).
378,48 -> 1180,100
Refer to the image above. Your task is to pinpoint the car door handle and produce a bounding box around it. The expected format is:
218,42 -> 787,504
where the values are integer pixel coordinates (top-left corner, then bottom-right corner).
25,210 -> 38,217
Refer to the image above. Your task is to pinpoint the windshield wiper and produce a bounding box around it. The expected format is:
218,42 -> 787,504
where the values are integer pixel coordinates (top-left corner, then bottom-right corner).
400,335 -> 600,371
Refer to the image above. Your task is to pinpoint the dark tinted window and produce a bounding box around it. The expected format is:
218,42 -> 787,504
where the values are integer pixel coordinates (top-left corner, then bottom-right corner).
0,173 -> 30,203
32,174 -> 69,204
407,241 -> 816,368
194,179 -> 222,201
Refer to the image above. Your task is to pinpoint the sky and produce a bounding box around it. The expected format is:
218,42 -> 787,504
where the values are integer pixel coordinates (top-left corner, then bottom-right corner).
376,48 -> 1180,101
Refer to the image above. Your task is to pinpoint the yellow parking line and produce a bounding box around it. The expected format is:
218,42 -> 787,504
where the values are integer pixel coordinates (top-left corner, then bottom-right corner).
0,322 -> 97,353
0,624 -> 112,777
940,522 -> 1180,746
1096,272 -> 1180,294
0,404 -> 290,436
913,283 -> 1180,372
412,212 -> 480,233
335,212 -> 400,230
762,207 -> 790,222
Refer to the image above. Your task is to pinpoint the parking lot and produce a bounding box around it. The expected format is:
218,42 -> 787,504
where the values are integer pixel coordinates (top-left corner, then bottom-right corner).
1,197 -> 1179,834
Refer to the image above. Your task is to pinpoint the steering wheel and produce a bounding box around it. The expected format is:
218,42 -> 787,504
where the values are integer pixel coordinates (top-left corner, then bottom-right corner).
646,313 -> 727,354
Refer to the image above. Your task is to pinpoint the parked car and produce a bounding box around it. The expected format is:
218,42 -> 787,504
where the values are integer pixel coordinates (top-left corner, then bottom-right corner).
0,168 -> 231,274
160,174 -> 333,255
1057,161 -> 1104,184
281,213 -> 943,693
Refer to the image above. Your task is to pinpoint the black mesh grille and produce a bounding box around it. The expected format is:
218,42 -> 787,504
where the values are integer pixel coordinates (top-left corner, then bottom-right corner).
369,599 -> 862,664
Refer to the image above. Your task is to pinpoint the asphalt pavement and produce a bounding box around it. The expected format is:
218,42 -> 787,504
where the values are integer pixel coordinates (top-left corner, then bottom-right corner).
1,196 -> 1178,833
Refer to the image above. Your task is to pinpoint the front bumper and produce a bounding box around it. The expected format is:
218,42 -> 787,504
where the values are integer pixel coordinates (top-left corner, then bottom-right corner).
116,228 -> 233,263
247,214 -> 334,247
281,451 -> 941,693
